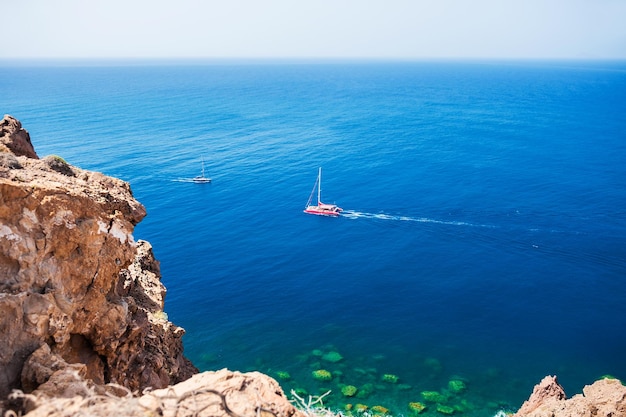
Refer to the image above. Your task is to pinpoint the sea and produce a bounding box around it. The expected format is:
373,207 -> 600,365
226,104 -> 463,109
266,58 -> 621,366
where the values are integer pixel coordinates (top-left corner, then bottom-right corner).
2,60 -> 625,416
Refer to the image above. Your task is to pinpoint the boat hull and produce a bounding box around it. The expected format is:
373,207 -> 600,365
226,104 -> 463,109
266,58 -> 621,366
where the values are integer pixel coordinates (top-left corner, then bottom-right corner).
192,177 -> 211,183
304,205 -> 342,217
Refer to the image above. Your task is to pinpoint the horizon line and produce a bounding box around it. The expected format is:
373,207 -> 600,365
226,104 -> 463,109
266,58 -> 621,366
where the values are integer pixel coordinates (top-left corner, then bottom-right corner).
2,56 -> 626,67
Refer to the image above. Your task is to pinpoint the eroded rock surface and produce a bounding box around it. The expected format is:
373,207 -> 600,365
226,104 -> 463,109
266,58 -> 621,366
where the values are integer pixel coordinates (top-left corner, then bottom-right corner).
0,114 -> 196,400
513,375 -> 626,417
16,369 -> 304,417
0,114 -> 38,159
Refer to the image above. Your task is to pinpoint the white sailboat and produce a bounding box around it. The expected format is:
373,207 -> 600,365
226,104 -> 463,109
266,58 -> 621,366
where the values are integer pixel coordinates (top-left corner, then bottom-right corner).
173,157 -> 211,183
304,167 -> 342,216
192,157 -> 211,183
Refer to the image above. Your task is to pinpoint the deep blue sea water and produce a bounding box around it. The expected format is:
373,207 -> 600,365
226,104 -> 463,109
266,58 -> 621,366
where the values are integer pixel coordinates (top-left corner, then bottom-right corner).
2,60 -> 625,416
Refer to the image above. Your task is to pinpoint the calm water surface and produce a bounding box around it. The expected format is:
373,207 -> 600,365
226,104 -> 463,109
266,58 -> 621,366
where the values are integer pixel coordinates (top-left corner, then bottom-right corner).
2,60 -> 625,416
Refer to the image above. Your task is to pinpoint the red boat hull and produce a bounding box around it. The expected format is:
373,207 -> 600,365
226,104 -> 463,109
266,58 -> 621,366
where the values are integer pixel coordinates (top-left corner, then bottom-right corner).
304,205 -> 343,217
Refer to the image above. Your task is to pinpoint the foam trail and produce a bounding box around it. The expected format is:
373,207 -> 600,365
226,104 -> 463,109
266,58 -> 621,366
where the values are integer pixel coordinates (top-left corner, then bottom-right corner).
342,210 -> 496,228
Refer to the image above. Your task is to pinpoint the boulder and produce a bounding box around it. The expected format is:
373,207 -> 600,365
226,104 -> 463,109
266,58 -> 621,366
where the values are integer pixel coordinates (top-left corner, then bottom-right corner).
0,114 -> 38,159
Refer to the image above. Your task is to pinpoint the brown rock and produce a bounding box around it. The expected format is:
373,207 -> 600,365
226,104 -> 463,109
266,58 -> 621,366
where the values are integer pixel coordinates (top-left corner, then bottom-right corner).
580,377 -> 626,416
514,376 -> 626,417
514,375 -> 566,416
21,344 -> 93,398
0,117 -> 196,400
141,369 -> 305,417
16,370 -> 305,417
0,114 -> 38,159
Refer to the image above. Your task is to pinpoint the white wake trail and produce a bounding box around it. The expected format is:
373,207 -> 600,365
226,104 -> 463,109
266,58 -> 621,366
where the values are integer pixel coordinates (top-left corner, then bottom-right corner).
341,210 -> 495,228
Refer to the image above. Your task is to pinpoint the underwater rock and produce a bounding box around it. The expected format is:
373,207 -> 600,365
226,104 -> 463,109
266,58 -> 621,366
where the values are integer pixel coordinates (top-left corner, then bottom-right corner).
356,383 -> 375,399
436,404 -> 456,415
408,401 -> 427,414
355,404 -> 369,413
341,385 -> 358,397
371,405 -> 390,414
448,379 -> 467,393
312,369 -> 333,381
421,391 -> 447,403
456,399 -> 475,412
321,351 -> 344,363
293,387 -> 308,397
276,371 -> 291,381
382,374 -> 399,383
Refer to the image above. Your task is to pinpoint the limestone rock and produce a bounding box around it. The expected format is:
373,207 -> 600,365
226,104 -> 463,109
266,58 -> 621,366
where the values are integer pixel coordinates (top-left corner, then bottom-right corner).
0,116 -> 196,400
140,369 -> 305,417
21,344 -> 86,394
513,376 -> 626,417
514,375 -> 566,415
0,114 -> 38,159
21,344 -> 94,399
16,369 -> 305,417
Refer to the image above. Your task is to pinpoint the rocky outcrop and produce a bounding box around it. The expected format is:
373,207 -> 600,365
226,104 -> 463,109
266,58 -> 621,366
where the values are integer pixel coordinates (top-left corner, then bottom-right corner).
0,115 -> 197,401
513,375 -> 626,417
139,369 -> 303,417
0,115 -> 306,417
513,375 -> 566,415
1,114 -> 38,159
13,369 -> 304,417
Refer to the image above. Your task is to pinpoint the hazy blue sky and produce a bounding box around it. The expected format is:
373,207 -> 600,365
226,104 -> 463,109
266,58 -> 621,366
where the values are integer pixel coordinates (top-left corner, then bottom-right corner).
3,0 -> 625,60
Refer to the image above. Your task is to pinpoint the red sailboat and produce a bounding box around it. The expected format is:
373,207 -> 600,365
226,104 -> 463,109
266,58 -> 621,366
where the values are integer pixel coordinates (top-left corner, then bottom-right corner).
304,167 -> 343,217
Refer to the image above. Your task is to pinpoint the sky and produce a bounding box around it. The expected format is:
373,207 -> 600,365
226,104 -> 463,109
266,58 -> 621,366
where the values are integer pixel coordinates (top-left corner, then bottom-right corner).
2,0 -> 626,60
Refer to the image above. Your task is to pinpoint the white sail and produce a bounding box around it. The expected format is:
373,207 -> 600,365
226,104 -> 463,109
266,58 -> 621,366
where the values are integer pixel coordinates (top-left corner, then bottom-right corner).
304,167 -> 342,216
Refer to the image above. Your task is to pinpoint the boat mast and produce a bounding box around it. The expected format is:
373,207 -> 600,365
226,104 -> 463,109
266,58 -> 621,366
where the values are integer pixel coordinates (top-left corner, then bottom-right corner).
318,167 -> 322,205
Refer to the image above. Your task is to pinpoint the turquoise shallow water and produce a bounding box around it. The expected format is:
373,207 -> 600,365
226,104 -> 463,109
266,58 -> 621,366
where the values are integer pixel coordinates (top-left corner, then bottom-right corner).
2,60 -> 626,416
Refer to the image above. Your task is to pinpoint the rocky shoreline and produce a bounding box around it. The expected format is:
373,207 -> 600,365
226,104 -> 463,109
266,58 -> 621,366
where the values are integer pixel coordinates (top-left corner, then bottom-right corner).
1,115 -> 624,416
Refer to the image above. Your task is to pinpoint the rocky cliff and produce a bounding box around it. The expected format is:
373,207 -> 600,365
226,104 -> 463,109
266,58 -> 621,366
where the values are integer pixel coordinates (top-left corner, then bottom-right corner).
0,114 -> 197,397
16,368 -> 305,417
512,375 -> 626,417
0,115 -> 304,417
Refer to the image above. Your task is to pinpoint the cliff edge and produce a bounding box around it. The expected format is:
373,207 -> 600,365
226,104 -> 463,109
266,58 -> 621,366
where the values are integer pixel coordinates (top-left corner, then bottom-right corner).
0,115 -> 304,417
0,114 -> 197,397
